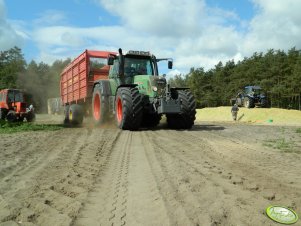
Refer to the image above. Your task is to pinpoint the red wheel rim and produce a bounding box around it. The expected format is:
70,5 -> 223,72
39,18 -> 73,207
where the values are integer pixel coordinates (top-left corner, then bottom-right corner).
116,97 -> 123,123
93,93 -> 101,121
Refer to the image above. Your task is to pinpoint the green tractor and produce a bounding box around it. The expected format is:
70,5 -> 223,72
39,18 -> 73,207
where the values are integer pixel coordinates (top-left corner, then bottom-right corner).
92,48 -> 196,130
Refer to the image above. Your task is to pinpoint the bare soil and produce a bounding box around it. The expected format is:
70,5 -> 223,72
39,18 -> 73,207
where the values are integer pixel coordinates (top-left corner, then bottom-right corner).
1,114 -> 301,226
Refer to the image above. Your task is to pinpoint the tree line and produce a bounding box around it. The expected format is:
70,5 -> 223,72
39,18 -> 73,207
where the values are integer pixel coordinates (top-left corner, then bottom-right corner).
1,47 -> 301,112
0,47 -> 70,112
170,47 -> 301,110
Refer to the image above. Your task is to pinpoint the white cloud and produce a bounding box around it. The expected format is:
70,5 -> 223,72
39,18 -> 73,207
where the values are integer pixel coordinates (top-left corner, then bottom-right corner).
7,0 -> 301,74
242,0 -> 301,55
34,10 -> 67,25
0,0 -> 24,51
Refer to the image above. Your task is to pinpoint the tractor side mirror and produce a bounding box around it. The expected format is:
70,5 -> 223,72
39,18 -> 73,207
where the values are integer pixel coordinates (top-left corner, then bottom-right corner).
107,55 -> 115,65
168,60 -> 173,69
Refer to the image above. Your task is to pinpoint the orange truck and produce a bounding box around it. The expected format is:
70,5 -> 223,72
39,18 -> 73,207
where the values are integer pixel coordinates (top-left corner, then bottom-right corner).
0,89 -> 35,122
60,50 -> 115,124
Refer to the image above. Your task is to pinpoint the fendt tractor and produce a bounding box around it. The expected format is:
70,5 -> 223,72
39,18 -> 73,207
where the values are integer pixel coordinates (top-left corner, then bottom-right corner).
0,89 -> 35,122
60,48 -> 196,130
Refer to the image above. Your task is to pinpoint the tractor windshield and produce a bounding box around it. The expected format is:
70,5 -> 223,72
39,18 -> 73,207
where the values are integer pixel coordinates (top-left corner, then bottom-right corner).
7,90 -> 24,103
124,57 -> 154,76
253,88 -> 261,95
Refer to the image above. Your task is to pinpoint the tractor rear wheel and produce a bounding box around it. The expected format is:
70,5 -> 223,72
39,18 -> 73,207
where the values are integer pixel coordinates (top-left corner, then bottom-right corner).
167,90 -> 196,129
69,104 -> 84,125
141,113 -> 162,128
115,87 -> 143,130
92,86 -> 107,124
0,108 -> 7,120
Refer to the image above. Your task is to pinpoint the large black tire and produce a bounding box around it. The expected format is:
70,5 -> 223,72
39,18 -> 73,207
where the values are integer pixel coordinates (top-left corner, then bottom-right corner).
141,113 -> 162,128
6,110 -> 17,122
0,108 -> 7,120
64,105 -> 70,124
167,90 -> 196,129
260,98 -> 268,108
26,112 -> 35,122
92,86 -> 108,125
69,104 -> 84,125
115,87 -> 143,130
244,97 -> 254,108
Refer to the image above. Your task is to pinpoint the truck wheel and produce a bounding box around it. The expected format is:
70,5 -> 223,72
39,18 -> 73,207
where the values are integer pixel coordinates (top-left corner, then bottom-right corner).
141,114 -> 162,128
167,90 -> 196,129
92,87 -> 107,124
64,105 -> 70,124
6,110 -> 17,122
115,87 -> 142,130
69,104 -> 84,125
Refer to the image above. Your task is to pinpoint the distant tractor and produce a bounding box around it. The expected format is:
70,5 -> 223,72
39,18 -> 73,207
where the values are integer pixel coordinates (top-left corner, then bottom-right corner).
230,86 -> 268,108
0,89 -> 35,122
60,48 -> 196,130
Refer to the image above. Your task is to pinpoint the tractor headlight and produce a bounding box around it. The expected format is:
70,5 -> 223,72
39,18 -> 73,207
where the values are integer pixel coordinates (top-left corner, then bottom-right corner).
152,86 -> 158,92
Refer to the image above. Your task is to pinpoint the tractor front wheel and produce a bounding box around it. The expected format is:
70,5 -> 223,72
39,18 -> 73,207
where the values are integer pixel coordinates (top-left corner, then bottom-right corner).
115,87 -> 142,130
167,90 -> 196,129
244,97 -> 254,108
26,112 -> 35,122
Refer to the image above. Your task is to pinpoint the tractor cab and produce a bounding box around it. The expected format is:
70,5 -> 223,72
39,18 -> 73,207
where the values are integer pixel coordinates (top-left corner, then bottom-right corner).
108,49 -> 172,84
244,86 -> 264,97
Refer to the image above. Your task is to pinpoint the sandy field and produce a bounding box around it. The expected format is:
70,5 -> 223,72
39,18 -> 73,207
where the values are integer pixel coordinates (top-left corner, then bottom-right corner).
0,110 -> 301,226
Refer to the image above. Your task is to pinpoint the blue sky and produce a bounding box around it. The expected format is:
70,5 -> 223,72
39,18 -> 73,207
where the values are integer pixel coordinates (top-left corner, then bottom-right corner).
1,0 -> 301,75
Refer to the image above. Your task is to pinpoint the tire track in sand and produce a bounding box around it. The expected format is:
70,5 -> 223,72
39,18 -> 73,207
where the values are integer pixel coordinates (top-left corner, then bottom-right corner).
73,131 -> 169,226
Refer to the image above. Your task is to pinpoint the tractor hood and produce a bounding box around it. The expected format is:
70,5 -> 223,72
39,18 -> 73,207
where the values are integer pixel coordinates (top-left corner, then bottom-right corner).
134,75 -> 166,98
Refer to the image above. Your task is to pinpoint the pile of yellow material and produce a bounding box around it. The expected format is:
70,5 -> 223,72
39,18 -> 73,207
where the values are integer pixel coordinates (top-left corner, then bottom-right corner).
196,107 -> 301,125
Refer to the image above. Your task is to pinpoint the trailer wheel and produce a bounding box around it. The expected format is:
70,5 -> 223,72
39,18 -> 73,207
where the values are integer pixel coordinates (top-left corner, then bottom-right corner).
115,87 -> 142,130
64,105 -> 70,124
167,90 -> 196,129
69,104 -> 83,125
92,87 -> 107,124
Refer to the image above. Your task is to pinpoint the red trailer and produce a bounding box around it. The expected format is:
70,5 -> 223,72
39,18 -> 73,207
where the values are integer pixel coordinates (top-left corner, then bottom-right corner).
60,50 -> 115,124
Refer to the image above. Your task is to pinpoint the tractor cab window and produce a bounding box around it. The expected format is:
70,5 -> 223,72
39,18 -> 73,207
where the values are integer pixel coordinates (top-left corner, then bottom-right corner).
7,90 -> 24,103
253,88 -> 261,95
124,57 -> 153,76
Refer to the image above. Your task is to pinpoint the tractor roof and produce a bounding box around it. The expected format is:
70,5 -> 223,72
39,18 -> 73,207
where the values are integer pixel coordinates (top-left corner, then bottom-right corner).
245,85 -> 261,90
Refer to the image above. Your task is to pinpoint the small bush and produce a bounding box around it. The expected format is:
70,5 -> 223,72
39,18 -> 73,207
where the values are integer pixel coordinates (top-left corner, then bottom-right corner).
0,120 -> 63,134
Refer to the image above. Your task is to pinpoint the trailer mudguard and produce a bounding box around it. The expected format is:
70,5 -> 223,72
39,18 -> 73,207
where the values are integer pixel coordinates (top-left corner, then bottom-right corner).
94,80 -> 112,96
